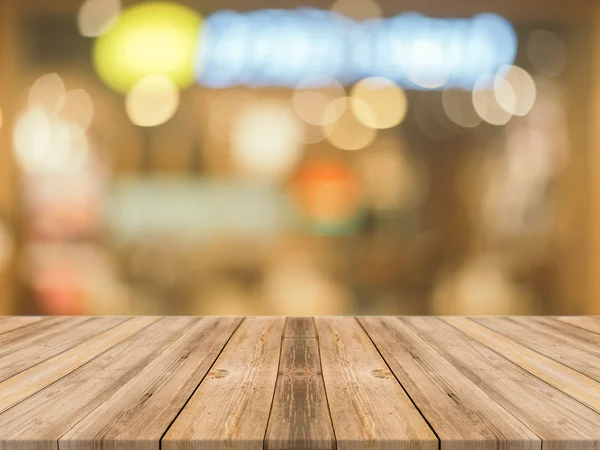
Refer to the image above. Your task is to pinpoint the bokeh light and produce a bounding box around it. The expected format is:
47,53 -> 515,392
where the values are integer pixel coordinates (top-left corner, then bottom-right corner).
93,2 -> 202,93
526,29 -> 567,77
125,75 -> 180,127
289,160 -> 363,235
28,74 -> 66,114
292,79 -> 346,126
13,108 -> 89,175
323,97 -> 377,150
403,35 -> 451,90
442,88 -> 482,128
495,65 -> 536,116
60,89 -> 94,134
197,11 -> 517,89
78,0 -> 121,38
472,75 -> 513,126
231,101 -> 304,181
350,77 -> 408,129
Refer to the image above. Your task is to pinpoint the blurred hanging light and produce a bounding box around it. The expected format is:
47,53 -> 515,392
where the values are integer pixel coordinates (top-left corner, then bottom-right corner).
442,88 -> 482,128
28,74 -> 66,115
231,101 -> 304,181
60,89 -> 94,134
403,36 -> 450,90
494,65 -> 536,116
350,77 -> 408,129
331,0 -> 383,20
197,11 -> 516,90
125,75 -> 180,127
93,2 -> 202,93
472,75 -> 512,126
78,0 -> 121,38
292,79 -> 346,126
322,97 -> 377,150
526,29 -> 567,77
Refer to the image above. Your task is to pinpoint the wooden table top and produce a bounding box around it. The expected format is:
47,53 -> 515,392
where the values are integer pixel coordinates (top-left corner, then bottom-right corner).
0,316 -> 600,450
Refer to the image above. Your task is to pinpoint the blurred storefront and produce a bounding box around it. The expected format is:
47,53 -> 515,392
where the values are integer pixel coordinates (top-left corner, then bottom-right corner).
0,0 -> 598,315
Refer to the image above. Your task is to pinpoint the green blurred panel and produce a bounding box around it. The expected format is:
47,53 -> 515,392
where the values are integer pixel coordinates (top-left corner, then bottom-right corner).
107,177 -> 287,244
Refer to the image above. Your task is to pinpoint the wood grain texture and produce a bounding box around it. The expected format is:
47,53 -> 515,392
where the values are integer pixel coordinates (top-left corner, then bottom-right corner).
0,316 -> 600,450
0,316 -> 127,382
556,316 -> 600,335
265,318 -> 335,450
162,317 -> 286,450
407,317 -> 600,450
315,316 -> 438,450
0,316 -> 42,334
0,317 -> 192,450
284,317 -> 317,338
0,316 -> 157,415
0,317 -> 75,356
59,317 -> 241,450
358,316 -> 540,450
446,316 -> 600,413
524,317 -> 600,349
474,316 -> 600,381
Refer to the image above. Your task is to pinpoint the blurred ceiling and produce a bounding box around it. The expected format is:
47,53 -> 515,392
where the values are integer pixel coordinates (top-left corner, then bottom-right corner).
20,0 -> 597,21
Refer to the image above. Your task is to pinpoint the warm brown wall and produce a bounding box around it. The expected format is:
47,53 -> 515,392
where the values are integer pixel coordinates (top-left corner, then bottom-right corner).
0,1 -> 19,314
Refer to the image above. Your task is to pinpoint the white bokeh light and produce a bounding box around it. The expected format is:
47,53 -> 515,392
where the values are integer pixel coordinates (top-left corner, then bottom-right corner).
60,89 -> 94,134
494,65 -> 536,116
350,77 -> 408,129
472,75 -> 513,126
322,97 -> 377,150
13,108 -> 89,175
78,0 -> 121,37
28,74 -> 66,114
231,101 -> 304,180
125,75 -> 180,127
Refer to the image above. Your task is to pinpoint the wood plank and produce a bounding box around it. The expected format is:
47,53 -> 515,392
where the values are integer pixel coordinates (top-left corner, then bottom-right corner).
0,317 -> 74,353
0,317 -> 197,450
0,317 -> 43,335
0,316 -> 157,414
358,316 -> 540,450
404,317 -> 600,450
445,317 -> 600,413
0,316 -> 128,382
524,317 -> 600,349
556,317 -> 600,335
162,317 -> 286,450
315,317 -> 437,450
473,316 -> 600,383
265,318 -> 335,450
59,317 -> 242,450
284,317 -> 317,338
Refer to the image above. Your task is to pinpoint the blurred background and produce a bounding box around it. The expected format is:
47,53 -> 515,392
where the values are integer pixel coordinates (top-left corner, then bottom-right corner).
0,0 -> 598,316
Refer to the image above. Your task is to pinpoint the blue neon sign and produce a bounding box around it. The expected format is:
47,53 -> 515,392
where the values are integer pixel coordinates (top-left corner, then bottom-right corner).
194,10 -> 517,90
